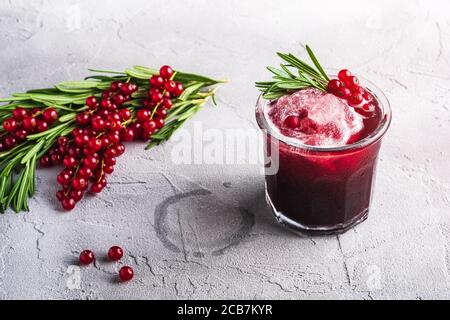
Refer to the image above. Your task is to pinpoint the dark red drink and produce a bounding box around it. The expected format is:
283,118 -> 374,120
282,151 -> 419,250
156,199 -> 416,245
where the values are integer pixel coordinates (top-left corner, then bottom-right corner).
256,81 -> 391,234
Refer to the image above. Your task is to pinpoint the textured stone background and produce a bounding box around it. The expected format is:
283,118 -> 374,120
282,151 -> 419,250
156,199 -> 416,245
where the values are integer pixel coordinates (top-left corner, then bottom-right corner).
0,0 -> 449,299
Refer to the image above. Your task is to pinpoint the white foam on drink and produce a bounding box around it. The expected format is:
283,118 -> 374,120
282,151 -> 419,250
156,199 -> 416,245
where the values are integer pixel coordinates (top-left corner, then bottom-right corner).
265,88 -> 364,147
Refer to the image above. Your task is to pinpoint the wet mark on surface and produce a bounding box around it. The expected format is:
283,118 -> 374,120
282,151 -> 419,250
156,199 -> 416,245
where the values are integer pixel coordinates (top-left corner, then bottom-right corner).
223,182 -> 233,188
154,189 -> 255,256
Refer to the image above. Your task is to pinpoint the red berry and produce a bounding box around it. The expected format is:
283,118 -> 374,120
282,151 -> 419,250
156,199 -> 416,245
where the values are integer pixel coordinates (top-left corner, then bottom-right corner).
86,96 -> 98,109
344,76 -> 359,90
284,115 -> 300,129
4,136 -> 17,149
162,99 -> 173,109
115,144 -> 125,156
112,94 -> 125,106
108,246 -> 123,261
172,82 -> 184,97
71,128 -> 83,137
79,250 -> 94,265
156,108 -> 167,118
42,108 -> 58,124
110,81 -> 122,92
13,129 -> 27,142
88,138 -> 102,152
159,65 -> 174,79
151,92 -> 163,103
22,117 -> 37,132
83,155 -> 98,169
150,75 -> 164,88
108,133 -> 120,144
327,79 -> 342,93
57,171 -> 72,185
72,177 -> 87,191
120,83 -> 134,95
119,266 -> 134,282
338,69 -> 352,81
50,153 -> 62,165
70,190 -> 84,202
136,109 -> 150,122
78,166 -> 93,179
90,182 -> 104,193
39,155 -> 51,168
36,120 -> 48,132
104,157 -> 116,166
3,118 -> 17,132
92,117 -> 105,131
118,108 -> 131,121
12,107 -> 28,120
336,87 -> 351,99
57,136 -> 68,146
103,165 -> 114,174
76,113 -> 90,126
154,118 -> 165,129
348,92 -> 363,106
143,120 -> 156,134
74,134 -> 89,147
63,156 -> 77,168
164,80 -> 176,94
121,128 -> 135,141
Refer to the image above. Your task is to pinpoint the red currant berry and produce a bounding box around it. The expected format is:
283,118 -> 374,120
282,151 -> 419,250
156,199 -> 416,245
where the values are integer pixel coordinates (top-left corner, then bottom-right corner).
57,136 -> 68,146
150,75 -> 164,88
162,99 -> 173,109
108,246 -> 123,261
344,76 -> 359,90
159,65 -> 174,79
42,108 -> 58,124
63,156 -> 77,168
4,136 -> 17,149
112,94 -> 125,106
143,120 -> 156,134
115,143 -> 125,156
154,118 -> 165,129
39,155 -> 51,168
79,250 -> 95,265
57,171 -> 72,185
121,128 -> 135,141
91,117 -> 105,132
336,87 -> 352,99
50,153 -> 62,165
284,115 -> 300,129
14,129 -> 27,142
101,99 -> 112,110
74,134 -> 89,147
103,165 -> 114,174
108,133 -> 120,144
156,108 -> 167,118
118,108 -> 131,121
83,155 -> 99,169
348,92 -> 363,106
151,92 -> 163,103
136,109 -> 150,122
3,118 -> 17,132
172,82 -> 184,97
120,83 -> 134,95
119,266 -> 134,282
72,177 -> 88,191
12,107 -> 28,120
104,157 -> 116,166
90,182 -> 104,193
36,120 -> 48,132
78,167 -> 93,179
76,113 -> 90,126
338,69 -> 352,81
88,138 -> 102,152
164,80 -> 176,93
62,198 -> 76,211
327,79 -> 342,93
110,81 -> 122,92
22,117 -> 37,132
86,96 -> 98,109
70,190 -> 84,202
71,128 -> 83,137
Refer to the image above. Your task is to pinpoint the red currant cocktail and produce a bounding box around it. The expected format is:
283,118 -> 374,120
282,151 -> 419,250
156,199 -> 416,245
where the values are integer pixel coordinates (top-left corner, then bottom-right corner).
256,74 -> 391,234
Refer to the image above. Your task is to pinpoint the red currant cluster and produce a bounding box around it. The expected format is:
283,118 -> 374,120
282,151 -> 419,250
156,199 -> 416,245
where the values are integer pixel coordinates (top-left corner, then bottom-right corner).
79,245 -> 134,282
0,107 -> 58,152
38,65 -> 184,211
327,69 -> 375,117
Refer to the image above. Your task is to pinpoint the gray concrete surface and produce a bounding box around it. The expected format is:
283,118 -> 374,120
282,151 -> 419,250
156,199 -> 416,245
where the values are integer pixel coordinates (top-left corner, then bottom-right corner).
0,0 -> 449,299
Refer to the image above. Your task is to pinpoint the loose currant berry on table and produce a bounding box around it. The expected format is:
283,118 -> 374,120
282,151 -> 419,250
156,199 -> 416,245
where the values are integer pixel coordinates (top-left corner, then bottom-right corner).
284,115 -> 300,129
160,65 -> 174,79
12,107 -> 28,120
3,118 -> 17,132
79,250 -> 95,265
108,246 -> 123,261
119,266 -> 134,282
42,108 -> 58,124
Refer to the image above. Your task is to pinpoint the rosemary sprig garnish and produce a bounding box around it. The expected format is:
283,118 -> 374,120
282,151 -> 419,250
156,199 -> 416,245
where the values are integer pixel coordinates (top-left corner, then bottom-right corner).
255,45 -> 329,99
0,66 -> 225,213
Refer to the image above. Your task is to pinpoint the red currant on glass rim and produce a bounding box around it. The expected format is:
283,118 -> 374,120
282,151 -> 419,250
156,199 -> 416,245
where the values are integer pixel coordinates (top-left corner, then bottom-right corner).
79,250 -> 95,265
119,266 -> 134,282
108,246 -> 124,261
